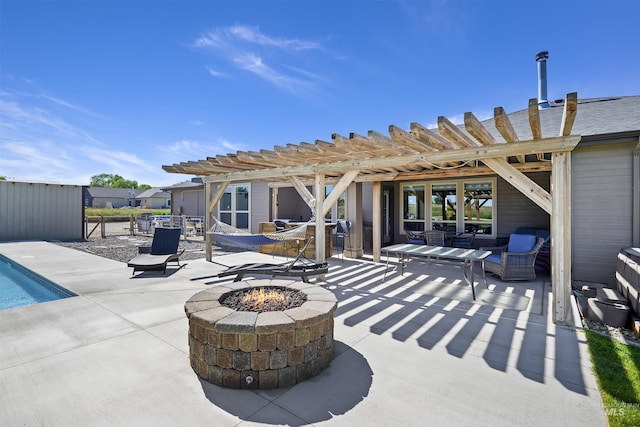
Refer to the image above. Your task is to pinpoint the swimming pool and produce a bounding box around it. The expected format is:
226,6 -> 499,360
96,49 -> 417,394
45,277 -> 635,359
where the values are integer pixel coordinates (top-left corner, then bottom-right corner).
0,254 -> 76,310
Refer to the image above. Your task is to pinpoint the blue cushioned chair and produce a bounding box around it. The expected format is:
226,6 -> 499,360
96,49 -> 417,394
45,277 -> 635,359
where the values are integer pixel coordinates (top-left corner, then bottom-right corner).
481,234 -> 545,280
405,229 -> 425,244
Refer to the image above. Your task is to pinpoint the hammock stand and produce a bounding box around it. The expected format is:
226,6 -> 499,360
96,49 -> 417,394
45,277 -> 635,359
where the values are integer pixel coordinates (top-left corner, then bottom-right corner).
207,217 -> 309,249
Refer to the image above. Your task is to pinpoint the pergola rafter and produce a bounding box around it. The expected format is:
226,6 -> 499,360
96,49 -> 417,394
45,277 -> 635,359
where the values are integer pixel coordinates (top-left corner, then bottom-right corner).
164,92 -> 580,324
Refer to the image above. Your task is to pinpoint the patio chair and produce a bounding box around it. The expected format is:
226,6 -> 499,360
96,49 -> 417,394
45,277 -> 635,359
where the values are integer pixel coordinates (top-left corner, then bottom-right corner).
335,220 -> 352,261
405,229 -> 425,244
217,236 -> 329,283
425,230 -> 446,246
480,234 -> 545,281
450,231 -> 477,248
127,227 -> 184,274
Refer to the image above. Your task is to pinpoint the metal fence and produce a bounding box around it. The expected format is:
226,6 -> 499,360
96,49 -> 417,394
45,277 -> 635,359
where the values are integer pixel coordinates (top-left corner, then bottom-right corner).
85,215 -> 205,240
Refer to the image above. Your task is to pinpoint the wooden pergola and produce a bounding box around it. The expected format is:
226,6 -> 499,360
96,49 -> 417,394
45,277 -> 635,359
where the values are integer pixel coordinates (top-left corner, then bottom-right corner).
163,92 -> 580,324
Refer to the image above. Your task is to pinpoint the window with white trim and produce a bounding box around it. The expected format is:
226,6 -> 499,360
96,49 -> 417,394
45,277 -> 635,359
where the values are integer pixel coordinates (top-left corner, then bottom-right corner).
219,183 -> 250,230
401,179 -> 495,237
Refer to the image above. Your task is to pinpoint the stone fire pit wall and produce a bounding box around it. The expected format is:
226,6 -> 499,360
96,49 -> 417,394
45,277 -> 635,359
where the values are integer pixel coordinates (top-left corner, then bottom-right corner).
185,279 -> 337,389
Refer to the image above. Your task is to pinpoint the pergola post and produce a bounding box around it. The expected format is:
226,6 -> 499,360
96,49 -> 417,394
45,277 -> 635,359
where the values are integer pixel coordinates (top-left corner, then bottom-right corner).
551,151 -> 572,324
205,180 -> 231,262
205,182 -> 213,262
314,174 -> 326,265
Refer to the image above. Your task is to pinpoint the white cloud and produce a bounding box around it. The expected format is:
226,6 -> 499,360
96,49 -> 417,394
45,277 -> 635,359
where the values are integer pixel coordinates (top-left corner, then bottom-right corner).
0,89 -> 178,186
206,67 -> 227,78
193,24 -> 325,93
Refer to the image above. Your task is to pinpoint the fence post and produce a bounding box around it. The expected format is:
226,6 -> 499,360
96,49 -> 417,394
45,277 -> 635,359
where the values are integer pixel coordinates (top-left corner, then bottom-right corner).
130,214 -> 135,236
100,216 -> 105,238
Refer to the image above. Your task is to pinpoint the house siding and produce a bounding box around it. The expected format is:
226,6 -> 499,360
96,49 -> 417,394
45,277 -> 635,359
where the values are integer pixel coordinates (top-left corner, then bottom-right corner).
572,141 -> 636,285
251,182 -> 270,232
274,187 -> 313,222
176,190 -> 203,216
495,172 -> 550,239
0,181 -> 83,241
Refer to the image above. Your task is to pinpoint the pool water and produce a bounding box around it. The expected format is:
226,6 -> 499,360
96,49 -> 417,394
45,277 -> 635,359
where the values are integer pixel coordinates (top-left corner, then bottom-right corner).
0,254 -> 76,310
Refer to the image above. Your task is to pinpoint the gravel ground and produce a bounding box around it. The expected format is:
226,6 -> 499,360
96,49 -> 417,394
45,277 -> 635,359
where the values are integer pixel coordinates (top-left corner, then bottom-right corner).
54,235 -> 242,264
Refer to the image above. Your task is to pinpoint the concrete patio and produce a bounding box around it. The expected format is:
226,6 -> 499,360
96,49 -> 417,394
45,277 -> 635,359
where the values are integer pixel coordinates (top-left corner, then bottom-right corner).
0,241 -> 605,426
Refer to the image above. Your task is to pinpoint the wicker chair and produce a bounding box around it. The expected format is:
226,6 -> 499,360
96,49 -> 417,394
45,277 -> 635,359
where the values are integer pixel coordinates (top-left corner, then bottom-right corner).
405,229 -> 425,244
425,230 -> 446,246
450,231 -> 477,248
480,234 -> 545,280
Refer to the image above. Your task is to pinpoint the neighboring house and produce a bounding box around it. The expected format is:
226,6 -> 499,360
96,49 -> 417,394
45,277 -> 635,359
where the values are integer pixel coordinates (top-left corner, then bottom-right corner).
84,187 -> 141,208
136,188 -> 171,209
163,94 -> 640,313
162,178 -> 204,216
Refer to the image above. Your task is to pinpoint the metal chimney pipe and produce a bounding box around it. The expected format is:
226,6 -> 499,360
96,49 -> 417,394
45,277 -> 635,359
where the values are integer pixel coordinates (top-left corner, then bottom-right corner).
535,51 -> 550,109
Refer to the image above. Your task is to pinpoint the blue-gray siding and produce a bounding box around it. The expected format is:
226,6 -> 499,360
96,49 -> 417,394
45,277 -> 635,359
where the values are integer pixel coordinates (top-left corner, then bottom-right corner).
572,142 -> 636,285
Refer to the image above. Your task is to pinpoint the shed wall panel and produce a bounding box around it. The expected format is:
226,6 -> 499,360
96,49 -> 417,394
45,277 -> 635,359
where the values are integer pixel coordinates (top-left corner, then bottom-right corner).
0,182 -> 83,241
572,142 -> 635,285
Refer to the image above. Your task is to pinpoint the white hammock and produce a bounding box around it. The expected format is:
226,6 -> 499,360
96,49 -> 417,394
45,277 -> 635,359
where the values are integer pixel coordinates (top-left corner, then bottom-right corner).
208,217 -> 308,247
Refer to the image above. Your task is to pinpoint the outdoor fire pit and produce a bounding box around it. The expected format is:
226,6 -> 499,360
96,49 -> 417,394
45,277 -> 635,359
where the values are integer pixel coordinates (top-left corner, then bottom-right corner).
185,279 -> 337,389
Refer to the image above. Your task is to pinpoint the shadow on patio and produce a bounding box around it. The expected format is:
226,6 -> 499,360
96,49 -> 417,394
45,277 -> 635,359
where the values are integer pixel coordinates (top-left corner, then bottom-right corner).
322,254 -> 588,395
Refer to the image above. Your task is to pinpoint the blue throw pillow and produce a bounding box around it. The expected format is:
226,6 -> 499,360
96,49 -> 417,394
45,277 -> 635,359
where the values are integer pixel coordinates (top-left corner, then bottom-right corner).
507,234 -> 536,253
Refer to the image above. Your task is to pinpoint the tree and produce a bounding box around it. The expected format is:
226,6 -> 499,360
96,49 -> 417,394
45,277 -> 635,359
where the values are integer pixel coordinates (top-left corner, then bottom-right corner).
89,173 -> 150,189
90,173 -> 112,187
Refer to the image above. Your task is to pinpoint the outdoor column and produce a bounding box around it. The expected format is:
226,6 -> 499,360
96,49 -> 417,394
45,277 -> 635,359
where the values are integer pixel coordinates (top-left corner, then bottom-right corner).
551,151 -> 572,325
372,181 -> 382,262
345,182 -> 363,258
271,186 -> 279,221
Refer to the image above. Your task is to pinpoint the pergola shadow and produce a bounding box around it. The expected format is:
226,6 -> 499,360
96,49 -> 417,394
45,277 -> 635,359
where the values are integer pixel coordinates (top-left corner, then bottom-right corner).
323,256 -> 588,395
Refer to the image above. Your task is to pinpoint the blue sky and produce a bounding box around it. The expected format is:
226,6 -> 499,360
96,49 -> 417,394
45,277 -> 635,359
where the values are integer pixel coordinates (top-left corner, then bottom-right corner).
1,0 -> 639,187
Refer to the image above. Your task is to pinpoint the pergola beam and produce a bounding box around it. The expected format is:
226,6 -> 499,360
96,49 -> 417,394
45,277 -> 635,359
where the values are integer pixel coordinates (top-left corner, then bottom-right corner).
494,106 -> 525,164
322,170 -> 359,217
202,136 -> 580,183
288,176 -> 316,210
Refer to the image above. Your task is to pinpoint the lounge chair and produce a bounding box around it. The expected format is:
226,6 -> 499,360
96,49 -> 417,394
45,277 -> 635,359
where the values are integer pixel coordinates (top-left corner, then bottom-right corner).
127,227 -> 184,274
480,234 -> 545,280
217,236 -> 328,283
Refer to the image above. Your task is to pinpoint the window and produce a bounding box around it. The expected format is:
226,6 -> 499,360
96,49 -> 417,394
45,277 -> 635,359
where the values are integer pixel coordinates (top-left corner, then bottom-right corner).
402,184 -> 425,232
402,179 -> 495,237
219,184 -> 250,230
463,182 -> 493,235
324,185 -> 346,221
431,183 -> 457,233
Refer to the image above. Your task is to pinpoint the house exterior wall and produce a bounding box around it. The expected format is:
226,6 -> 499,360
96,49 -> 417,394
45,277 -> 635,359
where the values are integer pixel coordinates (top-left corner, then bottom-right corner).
495,172 -> 550,239
251,182 -> 270,232
140,197 -> 170,209
172,189 -> 204,216
90,196 -> 132,208
0,181 -> 83,241
274,187 -> 313,222
572,140 -> 636,285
